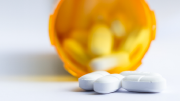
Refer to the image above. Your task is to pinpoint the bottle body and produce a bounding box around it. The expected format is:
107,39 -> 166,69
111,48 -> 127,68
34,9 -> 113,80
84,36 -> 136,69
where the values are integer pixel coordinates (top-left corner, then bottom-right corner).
49,0 -> 156,77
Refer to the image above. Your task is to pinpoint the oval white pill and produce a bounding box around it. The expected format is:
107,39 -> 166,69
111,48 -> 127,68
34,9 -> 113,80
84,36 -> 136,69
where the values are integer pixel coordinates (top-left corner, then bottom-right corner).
94,74 -> 124,93
120,71 -> 161,77
122,75 -> 167,92
78,71 -> 109,90
89,52 -> 129,71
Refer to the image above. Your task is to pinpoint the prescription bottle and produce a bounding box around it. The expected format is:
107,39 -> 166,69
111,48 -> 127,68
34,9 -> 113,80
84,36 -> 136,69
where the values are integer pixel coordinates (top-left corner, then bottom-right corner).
49,0 -> 156,77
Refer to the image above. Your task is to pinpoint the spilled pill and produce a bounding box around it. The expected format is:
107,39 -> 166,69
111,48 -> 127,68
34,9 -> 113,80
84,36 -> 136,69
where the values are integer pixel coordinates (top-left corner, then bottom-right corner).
94,74 -> 124,93
79,71 -> 110,90
122,75 -> 166,92
78,71 -> 167,93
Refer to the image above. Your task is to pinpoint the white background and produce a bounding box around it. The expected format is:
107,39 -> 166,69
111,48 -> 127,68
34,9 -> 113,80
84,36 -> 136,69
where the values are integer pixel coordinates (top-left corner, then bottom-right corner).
0,0 -> 70,76
0,0 -> 180,101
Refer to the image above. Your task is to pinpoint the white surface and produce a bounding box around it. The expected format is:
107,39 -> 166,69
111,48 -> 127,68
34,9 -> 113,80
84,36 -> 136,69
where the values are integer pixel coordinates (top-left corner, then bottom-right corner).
0,0 -> 180,100
0,77 -> 179,101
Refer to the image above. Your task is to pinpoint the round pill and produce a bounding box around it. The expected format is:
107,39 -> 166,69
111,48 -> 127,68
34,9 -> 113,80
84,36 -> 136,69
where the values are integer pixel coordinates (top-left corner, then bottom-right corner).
93,74 -> 124,93
122,75 -> 167,92
120,71 -> 161,77
78,71 -> 110,90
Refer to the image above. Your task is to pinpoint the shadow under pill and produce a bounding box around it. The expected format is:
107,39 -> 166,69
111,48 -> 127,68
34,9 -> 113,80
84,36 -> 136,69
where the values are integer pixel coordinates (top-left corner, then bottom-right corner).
116,88 -> 159,94
89,92 -> 111,95
71,87 -> 94,92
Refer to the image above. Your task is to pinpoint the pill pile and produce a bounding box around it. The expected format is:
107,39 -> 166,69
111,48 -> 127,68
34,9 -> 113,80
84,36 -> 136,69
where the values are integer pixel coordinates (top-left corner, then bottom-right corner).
61,21 -> 151,73
78,71 -> 167,94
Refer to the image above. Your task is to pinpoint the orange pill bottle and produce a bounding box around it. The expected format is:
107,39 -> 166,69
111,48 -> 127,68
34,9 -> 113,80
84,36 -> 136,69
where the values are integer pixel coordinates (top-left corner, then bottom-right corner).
49,0 -> 156,77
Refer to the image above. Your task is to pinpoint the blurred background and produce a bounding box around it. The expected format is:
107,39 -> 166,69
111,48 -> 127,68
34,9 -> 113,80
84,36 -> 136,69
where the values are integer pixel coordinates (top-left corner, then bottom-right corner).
0,0 -> 180,78
0,0 -> 70,78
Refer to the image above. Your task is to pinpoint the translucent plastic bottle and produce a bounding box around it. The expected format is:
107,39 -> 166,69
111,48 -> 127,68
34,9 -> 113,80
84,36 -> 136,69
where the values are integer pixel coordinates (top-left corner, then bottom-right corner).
49,0 -> 156,77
